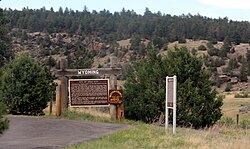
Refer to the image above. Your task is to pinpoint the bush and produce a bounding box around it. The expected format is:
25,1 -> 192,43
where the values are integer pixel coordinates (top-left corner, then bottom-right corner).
207,48 -> 219,56
45,56 -> 57,67
198,45 -> 207,51
0,54 -> 54,115
240,120 -> 249,129
235,92 -> 250,98
225,83 -> 233,92
217,117 -> 235,126
0,102 -> 9,134
178,36 -> 186,43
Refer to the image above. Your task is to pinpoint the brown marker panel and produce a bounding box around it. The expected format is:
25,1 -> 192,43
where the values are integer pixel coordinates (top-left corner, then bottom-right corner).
69,79 -> 109,106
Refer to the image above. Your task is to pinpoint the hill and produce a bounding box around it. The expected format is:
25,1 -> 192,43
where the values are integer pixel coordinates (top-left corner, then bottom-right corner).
10,29 -> 249,92
3,7 -> 250,92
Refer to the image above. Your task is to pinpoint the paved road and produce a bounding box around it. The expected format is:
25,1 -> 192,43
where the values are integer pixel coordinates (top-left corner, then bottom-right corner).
0,116 -> 130,149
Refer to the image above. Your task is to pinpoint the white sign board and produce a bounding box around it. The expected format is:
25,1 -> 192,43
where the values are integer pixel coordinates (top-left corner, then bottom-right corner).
165,76 -> 177,134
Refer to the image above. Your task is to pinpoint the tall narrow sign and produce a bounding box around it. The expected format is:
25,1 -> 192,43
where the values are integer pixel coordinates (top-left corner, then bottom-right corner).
165,75 -> 177,134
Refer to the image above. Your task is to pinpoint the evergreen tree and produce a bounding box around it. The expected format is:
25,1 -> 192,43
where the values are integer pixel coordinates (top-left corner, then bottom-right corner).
164,47 -> 223,128
0,8 -> 11,134
68,45 -> 94,69
124,47 -> 223,128
246,50 -> 250,75
0,8 -> 13,67
124,49 -> 165,123
45,56 -> 57,68
0,54 -> 54,115
239,60 -> 248,82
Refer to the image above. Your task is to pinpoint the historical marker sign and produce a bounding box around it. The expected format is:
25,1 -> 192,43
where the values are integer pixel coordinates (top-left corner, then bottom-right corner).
165,75 -> 177,135
167,78 -> 174,107
69,79 -> 109,106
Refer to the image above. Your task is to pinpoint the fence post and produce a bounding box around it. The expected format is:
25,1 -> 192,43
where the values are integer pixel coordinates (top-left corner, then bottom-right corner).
236,114 -> 239,126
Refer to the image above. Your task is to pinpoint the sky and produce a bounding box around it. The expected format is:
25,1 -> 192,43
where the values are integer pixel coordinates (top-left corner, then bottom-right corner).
1,0 -> 250,21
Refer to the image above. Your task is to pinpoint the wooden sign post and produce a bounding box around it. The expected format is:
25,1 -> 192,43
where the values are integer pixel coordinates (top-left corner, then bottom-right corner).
53,57 -> 122,119
165,75 -> 177,134
55,85 -> 61,116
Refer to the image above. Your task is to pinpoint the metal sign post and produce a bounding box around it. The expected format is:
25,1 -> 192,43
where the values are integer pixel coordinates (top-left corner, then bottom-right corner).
165,75 -> 177,134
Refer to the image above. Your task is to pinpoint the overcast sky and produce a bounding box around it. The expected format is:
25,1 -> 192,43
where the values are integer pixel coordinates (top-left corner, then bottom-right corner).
1,0 -> 250,21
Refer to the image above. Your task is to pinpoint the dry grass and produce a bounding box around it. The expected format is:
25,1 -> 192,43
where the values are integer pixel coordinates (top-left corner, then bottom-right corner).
65,92 -> 250,149
222,93 -> 250,121
67,124 -> 250,149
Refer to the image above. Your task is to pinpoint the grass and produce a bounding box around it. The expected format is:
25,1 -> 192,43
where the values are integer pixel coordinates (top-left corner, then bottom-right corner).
42,93 -> 250,149
63,93 -> 250,149
66,124 -> 250,149
222,93 -> 250,121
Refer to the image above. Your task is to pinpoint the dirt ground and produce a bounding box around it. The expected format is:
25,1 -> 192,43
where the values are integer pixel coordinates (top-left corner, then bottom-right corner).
0,116 -> 130,149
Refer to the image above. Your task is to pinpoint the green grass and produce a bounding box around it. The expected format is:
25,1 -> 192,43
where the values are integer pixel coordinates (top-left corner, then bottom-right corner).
43,108 -> 143,125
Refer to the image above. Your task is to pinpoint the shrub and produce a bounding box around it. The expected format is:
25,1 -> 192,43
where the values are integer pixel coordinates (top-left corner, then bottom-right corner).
240,120 -> 249,129
217,117 -> 235,126
225,83 -> 233,92
178,36 -> 186,43
198,45 -> 207,51
0,102 -> 9,134
235,92 -> 250,98
0,54 -> 54,115
207,48 -> 219,56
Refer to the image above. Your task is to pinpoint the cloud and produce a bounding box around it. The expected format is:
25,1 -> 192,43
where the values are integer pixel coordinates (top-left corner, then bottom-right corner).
197,0 -> 250,9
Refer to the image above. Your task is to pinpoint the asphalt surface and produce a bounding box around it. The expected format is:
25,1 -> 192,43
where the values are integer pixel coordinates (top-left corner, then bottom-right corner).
0,116 -> 130,149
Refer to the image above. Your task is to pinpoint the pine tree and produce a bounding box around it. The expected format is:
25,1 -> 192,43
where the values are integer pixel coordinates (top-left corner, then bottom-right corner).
0,8 -> 13,67
0,54 -> 54,115
124,47 -> 223,128
239,60 -> 248,82
124,49 -> 165,123
69,45 -> 94,69
164,47 -> 223,128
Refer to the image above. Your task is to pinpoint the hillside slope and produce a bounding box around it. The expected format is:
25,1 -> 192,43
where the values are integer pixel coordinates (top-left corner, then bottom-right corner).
10,30 -> 250,92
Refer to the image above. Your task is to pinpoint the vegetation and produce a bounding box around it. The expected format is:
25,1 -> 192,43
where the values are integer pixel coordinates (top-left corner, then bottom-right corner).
64,93 -> 249,149
67,45 -> 94,69
0,8 -> 13,67
0,54 -> 54,115
235,92 -> 250,98
4,7 -> 250,44
67,124 -> 250,149
0,102 -> 9,134
0,7 -> 11,135
225,83 -> 233,92
124,48 -> 165,123
124,47 -> 223,128
60,109 -> 112,123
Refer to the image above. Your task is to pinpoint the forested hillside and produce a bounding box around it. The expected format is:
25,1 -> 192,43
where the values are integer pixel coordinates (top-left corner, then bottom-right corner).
4,7 -> 250,44
2,7 -> 250,92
